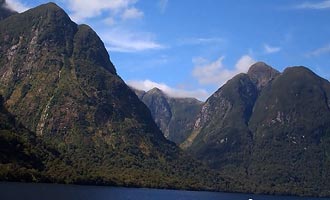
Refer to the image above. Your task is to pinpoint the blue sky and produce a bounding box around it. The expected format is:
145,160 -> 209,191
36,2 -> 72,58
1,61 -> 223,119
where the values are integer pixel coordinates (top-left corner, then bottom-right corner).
6,0 -> 330,100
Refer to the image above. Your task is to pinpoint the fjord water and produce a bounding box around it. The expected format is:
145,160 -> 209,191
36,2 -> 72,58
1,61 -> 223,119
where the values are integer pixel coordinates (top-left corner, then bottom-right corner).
1,182 -> 328,200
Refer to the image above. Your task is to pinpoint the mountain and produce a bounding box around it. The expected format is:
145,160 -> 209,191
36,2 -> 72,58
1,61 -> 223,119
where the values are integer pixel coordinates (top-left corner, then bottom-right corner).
0,0 -> 17,20
0,3 -> 234,190
247,66 -> 330,196
133,87 -> 202,144
183,62 -> 330,196
181,72 -> 258,167
1,2 -> 329,197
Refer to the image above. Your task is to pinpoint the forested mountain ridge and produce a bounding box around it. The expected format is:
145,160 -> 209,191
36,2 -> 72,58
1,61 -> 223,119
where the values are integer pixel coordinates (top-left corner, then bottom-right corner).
0,2 -> 234,191
183,62 -> 330,196
134,63 -> 330,196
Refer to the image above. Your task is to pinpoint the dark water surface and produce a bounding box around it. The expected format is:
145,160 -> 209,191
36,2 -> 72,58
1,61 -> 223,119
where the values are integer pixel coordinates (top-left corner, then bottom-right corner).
0,182 -> 329,200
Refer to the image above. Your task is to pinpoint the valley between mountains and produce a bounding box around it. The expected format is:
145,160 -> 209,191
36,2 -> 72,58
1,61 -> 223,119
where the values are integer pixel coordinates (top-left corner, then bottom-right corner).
0,1 -> 329,197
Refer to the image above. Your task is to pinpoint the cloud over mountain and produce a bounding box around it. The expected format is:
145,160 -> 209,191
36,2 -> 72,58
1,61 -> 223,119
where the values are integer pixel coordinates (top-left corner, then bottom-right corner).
6,0 -> 29,12
127,79 -> 209,100
192,55 -> 255,86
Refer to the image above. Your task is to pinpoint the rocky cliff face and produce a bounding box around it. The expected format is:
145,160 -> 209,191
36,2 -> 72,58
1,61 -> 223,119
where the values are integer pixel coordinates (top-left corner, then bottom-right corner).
134,88 -> 202,144
183,62 -> 280,150
138,88 -> 172,138
247,62 -> 280,91
184,63 -> 330,196
181,73 -> 258,169
0,3 -> 231,190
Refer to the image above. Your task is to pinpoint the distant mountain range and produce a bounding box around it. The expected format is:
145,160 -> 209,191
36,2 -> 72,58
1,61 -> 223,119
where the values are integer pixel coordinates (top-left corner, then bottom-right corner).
1,1 -> 330,197
133,87 -> 202,144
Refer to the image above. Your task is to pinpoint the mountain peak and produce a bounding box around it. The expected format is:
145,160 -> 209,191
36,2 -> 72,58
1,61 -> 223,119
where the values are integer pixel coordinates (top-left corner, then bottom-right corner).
148,87 -> 165,95
247,61 -> 280,90
20,2 -> 71,24
136,87 -> 203,144
247,62 -> 278,75
73,24 -> 117,74
280,66 -> 329,83
36,2 -> 62,11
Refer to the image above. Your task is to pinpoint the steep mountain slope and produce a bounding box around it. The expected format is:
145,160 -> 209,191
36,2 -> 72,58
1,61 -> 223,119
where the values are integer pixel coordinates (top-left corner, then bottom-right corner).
0,3 -> 232,190
0,95 -> 45,181
181,73 -> 259,170
0,95 -> 71,183
184,63 -> 330,196
134,88 -> 202,144
248,66 -> 330,195
0,0 -> 16,20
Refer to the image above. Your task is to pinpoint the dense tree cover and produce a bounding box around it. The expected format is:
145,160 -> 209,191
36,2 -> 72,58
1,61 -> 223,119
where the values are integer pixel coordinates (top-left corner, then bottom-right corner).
184,63 -> 330,197
1,95 -> 239,191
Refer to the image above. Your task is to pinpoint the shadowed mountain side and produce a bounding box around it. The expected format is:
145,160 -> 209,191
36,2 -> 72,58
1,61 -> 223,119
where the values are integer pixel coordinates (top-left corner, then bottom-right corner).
0,0 -> 17,20
0,95 -> 71,183
133,87 -> 203,144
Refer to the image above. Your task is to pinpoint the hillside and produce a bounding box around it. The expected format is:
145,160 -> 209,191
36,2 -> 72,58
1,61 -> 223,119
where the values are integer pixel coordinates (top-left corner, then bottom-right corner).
0,95 -> 71,183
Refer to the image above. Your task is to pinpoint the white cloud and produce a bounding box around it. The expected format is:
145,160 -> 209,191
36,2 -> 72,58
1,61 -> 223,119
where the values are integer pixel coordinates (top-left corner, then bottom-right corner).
127,79 -> 209,100
158,0 -> 168,13
192,56 -> 225,85
6,0 -> 29,12
235,55 -> 256,71
66,0 -> 142,23
264,44 -> 281,54
306,44 -> 330,57
121,7 -> 143,20
295,0 -> 330,9
101,28 -> 164,52
192,55 -> 255,86
179,37 -> 225,46
64,0 -> 163,53
103,17 -> 116,25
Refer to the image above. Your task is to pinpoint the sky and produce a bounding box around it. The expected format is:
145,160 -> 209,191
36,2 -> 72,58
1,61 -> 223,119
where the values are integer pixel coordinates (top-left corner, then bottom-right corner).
5,0 -> 330,100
